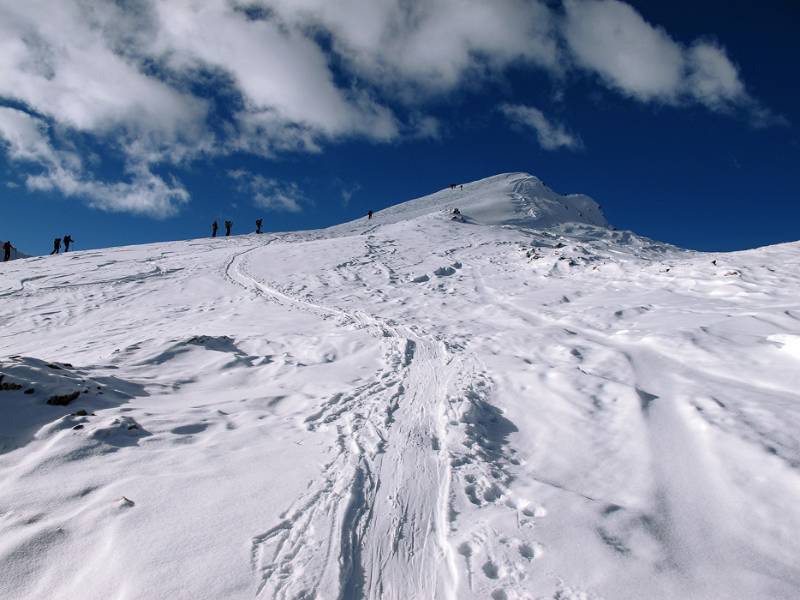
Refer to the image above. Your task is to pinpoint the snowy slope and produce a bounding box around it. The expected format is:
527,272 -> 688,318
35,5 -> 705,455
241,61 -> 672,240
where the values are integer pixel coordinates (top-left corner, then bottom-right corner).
1,174 -> 799,600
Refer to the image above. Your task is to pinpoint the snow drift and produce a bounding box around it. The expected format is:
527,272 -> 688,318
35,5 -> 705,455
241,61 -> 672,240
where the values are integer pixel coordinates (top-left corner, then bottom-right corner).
1,173 -> 799,600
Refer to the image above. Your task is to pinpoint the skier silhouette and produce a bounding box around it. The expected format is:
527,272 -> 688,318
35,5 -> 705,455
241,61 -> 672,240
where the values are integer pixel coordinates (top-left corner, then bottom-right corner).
256,218 -> 263,234
51,238 -> 61,255
211,221 -> 218,238
225,221 -> 232,236
3,241 -> 11,262
368,210 -> 373,220
63,235 -> 74,252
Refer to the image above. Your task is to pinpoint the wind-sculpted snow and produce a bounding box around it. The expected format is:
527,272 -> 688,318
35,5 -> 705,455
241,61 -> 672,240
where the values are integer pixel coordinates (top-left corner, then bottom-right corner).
1,174 -> 799,599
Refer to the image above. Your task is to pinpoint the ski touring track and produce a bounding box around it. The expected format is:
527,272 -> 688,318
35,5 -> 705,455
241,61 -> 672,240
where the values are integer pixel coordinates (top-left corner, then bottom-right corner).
222,238 -> 507,599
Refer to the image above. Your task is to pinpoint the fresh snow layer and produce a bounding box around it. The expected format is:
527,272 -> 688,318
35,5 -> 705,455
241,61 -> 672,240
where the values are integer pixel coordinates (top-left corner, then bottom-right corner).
1,173 -> 799,600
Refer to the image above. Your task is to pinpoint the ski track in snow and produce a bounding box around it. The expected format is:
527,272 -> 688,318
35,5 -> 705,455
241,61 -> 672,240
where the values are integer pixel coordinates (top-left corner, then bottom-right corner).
2,173 -> 800,599
227,244 -> 458,599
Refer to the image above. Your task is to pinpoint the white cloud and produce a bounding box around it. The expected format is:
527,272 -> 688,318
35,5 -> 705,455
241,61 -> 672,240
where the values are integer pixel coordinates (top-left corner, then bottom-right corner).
0,0 -> 784,217
563,0 -> 684,102
25,166 -> 190,218
0,0 -> 402,215
152,0 -> 399,144
685,42 -> 745,110
0,2 -> 208,143
267,0 -> 560,94
409,115 -> 443,140
500,104 -> 584,151
229,169 -> 306,213
0,106 -> 65,166
561,0 -> 780,124
0,107 -> 188,217
339,182 -> 362,207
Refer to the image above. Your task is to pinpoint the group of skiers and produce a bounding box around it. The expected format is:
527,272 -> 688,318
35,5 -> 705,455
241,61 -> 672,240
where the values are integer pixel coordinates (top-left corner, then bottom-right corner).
50,235 -> 74,255
4,186 -> 454,263
211,181 -> 456,231
211,219 -> 265,237
211,220 -> 230,237
1,234 -> 74,262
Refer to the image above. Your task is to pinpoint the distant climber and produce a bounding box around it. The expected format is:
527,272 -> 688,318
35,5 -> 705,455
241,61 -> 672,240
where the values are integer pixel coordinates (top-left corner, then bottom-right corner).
460,185 -> 463,190
256,218 -> 263,234
63,235 -> 74,252
368,210 -> 373,220
51,238 -> 61,255
449,183 -> 456,190
2,240 -> 11,262
211,221 -> 218,238
225,220 -> 232,236
712,259 -> 717,266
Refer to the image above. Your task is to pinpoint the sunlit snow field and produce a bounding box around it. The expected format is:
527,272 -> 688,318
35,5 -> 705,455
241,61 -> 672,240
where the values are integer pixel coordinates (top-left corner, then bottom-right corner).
1,174 -> 799,599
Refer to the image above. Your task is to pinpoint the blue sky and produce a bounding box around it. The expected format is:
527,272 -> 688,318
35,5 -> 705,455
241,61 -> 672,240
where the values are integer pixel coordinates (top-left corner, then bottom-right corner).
1,0 -> 797,255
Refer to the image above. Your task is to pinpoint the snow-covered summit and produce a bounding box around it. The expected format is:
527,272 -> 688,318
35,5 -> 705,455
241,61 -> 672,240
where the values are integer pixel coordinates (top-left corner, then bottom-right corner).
331,172 -> 608,233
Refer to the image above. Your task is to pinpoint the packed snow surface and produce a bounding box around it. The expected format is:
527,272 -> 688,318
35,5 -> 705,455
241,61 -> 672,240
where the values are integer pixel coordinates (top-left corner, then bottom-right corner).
1,173 -> 799,600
